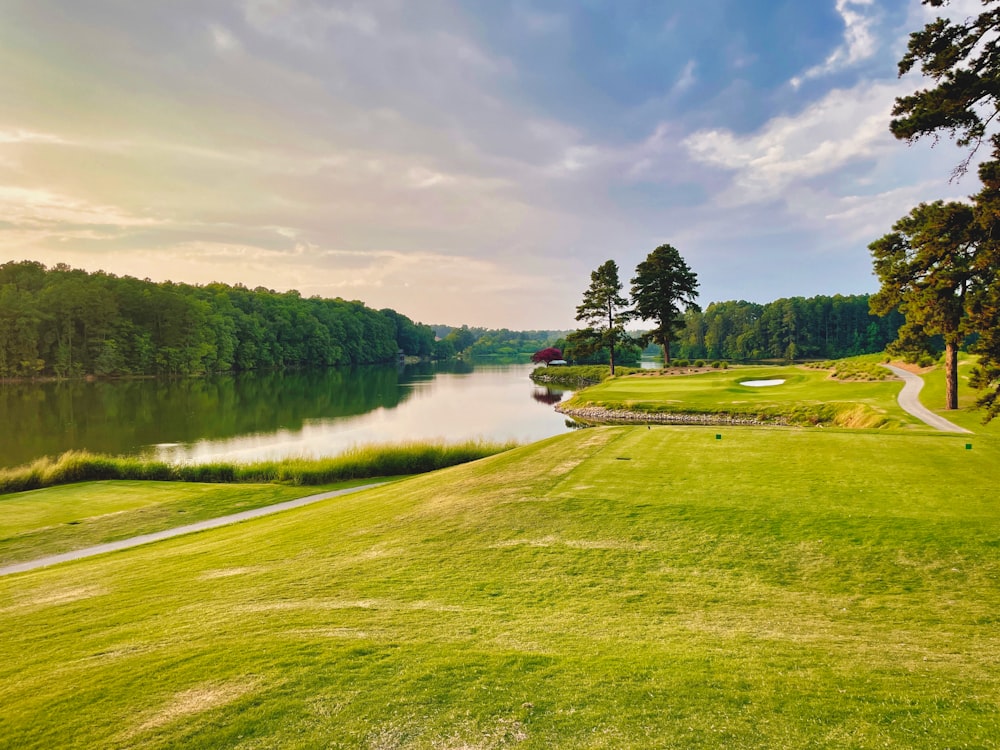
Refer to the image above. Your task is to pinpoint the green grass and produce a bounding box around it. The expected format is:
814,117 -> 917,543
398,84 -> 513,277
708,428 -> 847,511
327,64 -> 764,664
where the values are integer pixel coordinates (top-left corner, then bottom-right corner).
0,440 -> 517,495
0,480 -> 386,566
916,357 -> 1000,436
530,364 -> 643,387
805,353 -> 894,381
562,365 -> 916,428
2,426 -> 1000,748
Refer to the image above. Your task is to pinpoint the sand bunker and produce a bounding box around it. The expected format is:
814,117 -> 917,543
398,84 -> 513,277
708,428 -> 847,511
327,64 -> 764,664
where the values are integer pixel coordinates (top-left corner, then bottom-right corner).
740,379 -> 786,387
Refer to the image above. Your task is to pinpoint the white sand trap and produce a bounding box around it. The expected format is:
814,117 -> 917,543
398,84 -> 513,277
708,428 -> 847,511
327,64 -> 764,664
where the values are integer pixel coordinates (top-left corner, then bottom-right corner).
740,379 -> 786,387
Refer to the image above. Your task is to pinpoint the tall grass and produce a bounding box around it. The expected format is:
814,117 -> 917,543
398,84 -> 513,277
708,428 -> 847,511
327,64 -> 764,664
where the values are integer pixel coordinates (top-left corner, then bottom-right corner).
805,353 -> 894,381
0,440 -> 517,495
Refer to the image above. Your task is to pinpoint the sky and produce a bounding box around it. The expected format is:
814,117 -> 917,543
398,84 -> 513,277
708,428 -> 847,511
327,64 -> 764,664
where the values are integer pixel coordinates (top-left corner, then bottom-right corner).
0,0 -> 988,329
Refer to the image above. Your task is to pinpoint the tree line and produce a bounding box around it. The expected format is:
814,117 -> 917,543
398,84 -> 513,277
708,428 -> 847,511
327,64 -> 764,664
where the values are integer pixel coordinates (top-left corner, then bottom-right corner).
673,295 -> 904,362
563,248 -> 903,370
430,325 -> 570,361
0,261 -> 438,377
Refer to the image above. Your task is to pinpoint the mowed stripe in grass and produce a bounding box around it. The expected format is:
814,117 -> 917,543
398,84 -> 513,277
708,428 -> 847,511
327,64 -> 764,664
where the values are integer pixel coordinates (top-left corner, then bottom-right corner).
1,426 -> 999,748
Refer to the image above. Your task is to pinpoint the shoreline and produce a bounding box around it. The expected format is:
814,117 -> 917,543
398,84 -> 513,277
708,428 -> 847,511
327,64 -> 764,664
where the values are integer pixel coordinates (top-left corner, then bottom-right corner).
556,403 -> 787,427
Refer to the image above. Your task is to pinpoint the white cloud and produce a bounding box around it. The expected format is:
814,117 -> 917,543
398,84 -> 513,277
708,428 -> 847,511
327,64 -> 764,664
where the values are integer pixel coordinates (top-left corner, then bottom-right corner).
683,80 -> 904,203
0,185 -> 162,229
791,0 -> 878,87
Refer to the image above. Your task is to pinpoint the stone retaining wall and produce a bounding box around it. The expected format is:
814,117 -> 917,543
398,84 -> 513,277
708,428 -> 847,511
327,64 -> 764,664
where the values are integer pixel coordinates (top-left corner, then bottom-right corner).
556,404 -> 786,427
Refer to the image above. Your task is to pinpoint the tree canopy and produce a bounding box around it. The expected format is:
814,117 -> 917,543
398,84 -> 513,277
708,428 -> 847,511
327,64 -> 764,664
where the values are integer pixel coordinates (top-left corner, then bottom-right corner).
573,260 -> 632,375
630,244 -> 699,366
0,261 -> 436,377
673,294 -> 901,362
891,0 -> 1000,177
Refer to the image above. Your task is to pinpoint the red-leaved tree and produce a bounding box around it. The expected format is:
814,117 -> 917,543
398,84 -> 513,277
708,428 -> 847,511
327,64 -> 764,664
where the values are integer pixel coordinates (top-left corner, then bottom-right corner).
530,347 -> 562,364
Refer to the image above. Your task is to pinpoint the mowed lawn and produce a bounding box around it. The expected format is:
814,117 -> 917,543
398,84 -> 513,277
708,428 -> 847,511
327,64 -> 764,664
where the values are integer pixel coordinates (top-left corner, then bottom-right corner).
2,426 -> 999,748
565,365 -> 918,428
0,481 -> 359,566
919,359 -> 1000,437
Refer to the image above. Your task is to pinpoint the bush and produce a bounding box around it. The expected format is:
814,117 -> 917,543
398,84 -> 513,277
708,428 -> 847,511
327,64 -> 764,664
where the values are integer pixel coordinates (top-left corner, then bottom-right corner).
673,359 -> 689,368
694,360 -> 705,367
711,361 -> 721,369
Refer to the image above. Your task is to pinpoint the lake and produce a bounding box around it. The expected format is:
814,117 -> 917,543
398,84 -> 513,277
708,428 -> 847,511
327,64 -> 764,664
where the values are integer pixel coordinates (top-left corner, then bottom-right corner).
0,361 -> 575,468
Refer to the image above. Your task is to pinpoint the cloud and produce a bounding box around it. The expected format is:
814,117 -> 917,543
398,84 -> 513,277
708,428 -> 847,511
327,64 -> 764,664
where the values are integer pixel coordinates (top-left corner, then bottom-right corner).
0,185 -> 162,230
682,80 -> 904,203
791,0 -> 878,87
209,24 -> 242,55
241,0 -> 379,46
672,60 -> 697,94
0,129 -> 70,145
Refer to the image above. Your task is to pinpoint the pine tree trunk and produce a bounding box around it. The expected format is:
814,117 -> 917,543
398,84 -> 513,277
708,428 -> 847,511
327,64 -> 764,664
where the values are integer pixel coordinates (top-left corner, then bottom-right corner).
945,340 -> 959,410
663,341 -> 671,367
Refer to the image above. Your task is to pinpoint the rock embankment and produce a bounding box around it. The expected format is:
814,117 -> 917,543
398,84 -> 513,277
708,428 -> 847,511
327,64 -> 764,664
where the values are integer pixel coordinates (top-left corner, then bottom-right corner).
556,404 -> 786,426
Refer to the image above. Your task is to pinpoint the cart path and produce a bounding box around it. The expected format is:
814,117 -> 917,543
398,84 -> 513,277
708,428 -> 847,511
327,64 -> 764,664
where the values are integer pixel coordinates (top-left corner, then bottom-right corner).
0,482 -> 388,577
884,364 -> 972,434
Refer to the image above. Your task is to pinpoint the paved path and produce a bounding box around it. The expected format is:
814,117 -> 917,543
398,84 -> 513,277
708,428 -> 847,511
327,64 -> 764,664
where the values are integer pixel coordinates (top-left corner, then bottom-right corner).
0,482 -> 387,577
884,364 -> 972,434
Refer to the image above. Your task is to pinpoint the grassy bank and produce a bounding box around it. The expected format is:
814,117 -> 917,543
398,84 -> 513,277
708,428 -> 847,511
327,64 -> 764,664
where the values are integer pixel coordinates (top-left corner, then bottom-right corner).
2,426 -> 999,747
530,364 -> 642,388
559,365 -> 913,428
916,357 -> 1000,436
0,440 -> 517,496
0,481 -> 377,566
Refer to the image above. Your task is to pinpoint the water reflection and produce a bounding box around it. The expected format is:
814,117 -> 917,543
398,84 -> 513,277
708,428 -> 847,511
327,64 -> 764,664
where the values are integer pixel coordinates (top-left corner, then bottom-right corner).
531,387 -> 566,405
0,362 -> 574,466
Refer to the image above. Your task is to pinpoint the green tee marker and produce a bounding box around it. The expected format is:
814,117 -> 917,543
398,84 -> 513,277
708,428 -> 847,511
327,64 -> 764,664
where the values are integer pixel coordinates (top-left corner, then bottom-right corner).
966,443 -> 973,450
716,434 -> 722,440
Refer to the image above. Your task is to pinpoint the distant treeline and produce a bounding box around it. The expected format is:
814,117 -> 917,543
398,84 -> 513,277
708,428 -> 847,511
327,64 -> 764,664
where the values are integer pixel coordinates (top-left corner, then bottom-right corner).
431,325 -> 571,360
673,295 -> 904,361
0,261 -> 440,377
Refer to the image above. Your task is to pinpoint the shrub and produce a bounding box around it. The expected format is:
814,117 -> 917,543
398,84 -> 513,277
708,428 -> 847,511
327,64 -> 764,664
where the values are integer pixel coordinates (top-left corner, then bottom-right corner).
694,360 -> 705,367
711,361 -> 721,369
673,359 -> 689,368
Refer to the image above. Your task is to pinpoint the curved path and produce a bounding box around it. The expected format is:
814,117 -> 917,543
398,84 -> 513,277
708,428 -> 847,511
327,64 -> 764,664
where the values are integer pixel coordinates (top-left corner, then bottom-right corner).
883,364 -> 972,434
0,482 -> 388,578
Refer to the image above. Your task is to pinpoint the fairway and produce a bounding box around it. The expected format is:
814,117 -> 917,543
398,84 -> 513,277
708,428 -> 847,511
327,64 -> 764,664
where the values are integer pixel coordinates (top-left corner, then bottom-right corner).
2,426 -> 999,748
560,365 -> 918,428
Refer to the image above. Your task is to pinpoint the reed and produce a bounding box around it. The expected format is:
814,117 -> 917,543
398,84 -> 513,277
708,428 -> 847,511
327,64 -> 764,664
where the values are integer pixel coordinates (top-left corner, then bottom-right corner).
0,440 -> 517,495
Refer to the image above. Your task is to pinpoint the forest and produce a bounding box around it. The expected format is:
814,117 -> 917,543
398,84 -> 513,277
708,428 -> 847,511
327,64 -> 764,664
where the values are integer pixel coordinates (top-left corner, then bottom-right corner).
0,261 -> 438,377
671,294 -> 904,362
0,262 -> 906,379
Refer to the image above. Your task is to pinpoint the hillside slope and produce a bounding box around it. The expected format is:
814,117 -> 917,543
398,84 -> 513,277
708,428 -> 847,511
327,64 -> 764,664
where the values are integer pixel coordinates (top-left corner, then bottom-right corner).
2,426 -> 999,748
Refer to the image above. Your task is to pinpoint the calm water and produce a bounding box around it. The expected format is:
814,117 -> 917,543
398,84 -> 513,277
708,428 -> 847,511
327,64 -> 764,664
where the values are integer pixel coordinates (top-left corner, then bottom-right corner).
0,361 -> 575,467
